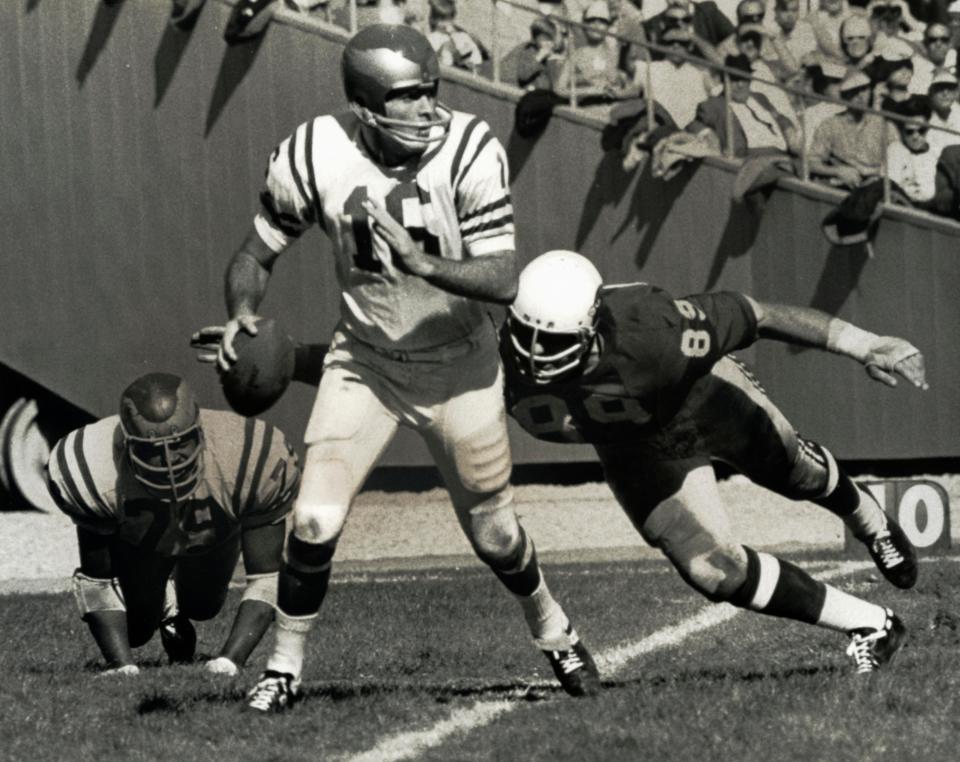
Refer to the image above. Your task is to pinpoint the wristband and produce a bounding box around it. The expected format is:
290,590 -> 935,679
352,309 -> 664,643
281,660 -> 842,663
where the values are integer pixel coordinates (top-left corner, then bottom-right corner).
825,321 -> 877,363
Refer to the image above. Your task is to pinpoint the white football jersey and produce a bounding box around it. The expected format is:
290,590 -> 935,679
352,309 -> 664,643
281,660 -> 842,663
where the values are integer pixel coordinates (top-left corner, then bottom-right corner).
254,110 -> 515,351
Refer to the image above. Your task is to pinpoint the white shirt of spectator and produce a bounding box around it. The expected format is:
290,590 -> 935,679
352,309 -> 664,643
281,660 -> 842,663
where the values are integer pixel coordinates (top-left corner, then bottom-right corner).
886,141 -> 939,202
730,96 -> 789,150
929,102 -> 960,151
750,60 -> 799,125
632,59 -> 711,128
909,50 -> 958,95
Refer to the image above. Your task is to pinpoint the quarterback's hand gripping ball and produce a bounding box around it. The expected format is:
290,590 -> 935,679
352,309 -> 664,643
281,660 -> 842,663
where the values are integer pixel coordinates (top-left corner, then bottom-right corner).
863,337 -> 929,390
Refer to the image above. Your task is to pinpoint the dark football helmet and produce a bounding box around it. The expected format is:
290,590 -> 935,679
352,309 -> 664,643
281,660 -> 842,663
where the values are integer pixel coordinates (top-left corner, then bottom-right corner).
342,23 -> 452,146
508,251 -> 604,384
118,373 -> 204,501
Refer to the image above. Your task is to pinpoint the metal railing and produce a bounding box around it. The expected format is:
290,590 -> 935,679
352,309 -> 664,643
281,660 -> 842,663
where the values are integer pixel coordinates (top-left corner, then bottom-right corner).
292,0 -> 960,206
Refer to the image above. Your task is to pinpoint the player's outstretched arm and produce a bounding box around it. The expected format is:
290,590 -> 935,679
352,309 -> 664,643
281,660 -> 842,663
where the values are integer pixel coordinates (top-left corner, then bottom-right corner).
361,198 -> 518,304
220,228 -> 282,372
746,297 -> 929,390
73,527 -> 138,675
206,521 -> 285,675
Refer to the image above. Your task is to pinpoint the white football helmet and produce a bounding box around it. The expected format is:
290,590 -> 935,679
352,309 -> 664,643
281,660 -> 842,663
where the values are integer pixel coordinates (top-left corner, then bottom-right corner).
508,251 -> 603,384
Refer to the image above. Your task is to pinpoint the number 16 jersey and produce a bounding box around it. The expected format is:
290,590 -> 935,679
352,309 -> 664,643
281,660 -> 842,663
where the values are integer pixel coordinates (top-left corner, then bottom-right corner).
254,110 -> 515,351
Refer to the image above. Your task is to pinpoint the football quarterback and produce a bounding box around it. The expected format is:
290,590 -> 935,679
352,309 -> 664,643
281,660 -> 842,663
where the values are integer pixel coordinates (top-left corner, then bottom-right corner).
215,25 -> 598,711
47,373 -> 300,676
502,250 -> 927,674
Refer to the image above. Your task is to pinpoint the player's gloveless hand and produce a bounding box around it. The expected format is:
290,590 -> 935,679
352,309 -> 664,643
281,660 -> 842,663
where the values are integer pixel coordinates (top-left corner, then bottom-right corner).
217,315 -> 260,373
863,336 -> 929,390
190,325 -> 226,365
362,198 -> 434,282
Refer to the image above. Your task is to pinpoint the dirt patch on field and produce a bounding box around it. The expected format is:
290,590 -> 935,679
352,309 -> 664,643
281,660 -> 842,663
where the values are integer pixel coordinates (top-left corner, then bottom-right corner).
3,474 -> 957,594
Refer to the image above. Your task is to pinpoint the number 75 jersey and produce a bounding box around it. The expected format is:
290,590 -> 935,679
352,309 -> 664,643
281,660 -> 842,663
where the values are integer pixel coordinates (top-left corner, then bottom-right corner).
502,285 -> 759,446
254,111 -> 514,351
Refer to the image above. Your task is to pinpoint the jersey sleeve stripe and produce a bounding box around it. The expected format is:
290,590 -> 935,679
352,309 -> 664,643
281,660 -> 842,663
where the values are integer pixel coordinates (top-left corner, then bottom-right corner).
303,119 -> 327,234
259,191 -> 304,238
288,123 -> 313,216
448,116 -> 483,186
232,417 -> 257,516
244,422 -> 275,515
461,212 -> 515,238
54,434 -> 96,518
73,428 -> 112,516
453,131 -> 494,193
459,196 -> 511,223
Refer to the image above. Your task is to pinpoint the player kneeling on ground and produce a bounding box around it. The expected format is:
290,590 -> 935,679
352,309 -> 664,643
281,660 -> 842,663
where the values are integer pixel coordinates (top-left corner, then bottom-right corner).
46,372 -> 300,676
501,251 -> 926,674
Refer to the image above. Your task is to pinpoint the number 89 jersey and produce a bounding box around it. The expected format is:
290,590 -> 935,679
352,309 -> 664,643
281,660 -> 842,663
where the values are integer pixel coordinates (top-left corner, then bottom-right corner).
502,284 -> 759,447
254,111 -> 514,351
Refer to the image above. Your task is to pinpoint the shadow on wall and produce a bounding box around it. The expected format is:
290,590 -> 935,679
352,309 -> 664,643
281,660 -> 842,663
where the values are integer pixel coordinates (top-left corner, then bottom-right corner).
204,34 -> 267,137
154,21 -> 199,108
703,196 -> 765,291
788,242 -> 871,355
76,0 -> 126,87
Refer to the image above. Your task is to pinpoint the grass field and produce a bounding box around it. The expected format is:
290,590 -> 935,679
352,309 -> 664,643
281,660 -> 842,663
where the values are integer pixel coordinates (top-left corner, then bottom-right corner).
3,553 -> 959,762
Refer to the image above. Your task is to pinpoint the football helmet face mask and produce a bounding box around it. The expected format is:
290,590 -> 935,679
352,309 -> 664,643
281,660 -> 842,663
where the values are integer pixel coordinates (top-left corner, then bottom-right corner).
508,251 -> 604,384
119,373 -> 204,502
342,23 -> 452,148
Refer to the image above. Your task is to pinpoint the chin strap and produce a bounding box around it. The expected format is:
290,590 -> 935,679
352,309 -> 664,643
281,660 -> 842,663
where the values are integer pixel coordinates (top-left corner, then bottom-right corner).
350,101 -> 452,147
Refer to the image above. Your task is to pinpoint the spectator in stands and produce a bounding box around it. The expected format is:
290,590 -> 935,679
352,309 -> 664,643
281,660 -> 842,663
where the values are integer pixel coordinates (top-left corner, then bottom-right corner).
909,22 -> 956,93
949,0 -> 960,44
927,70 -> 960,148
771,0 -> 819,75
553,1 -> 635,102
426,0 -> 486,72
733,23 -> 801,125
886,95 -> 940,207
629,26 -> 712,127
809,0 -> 851,65
808,71 -> 887,188
838,14 -> 876,69
867,0 -> 924,45
337,0 -> 416,30
800,61 -> 848,153
867,36 -> 917,107
686,53 -> 798,156
645,0 -> 736,50
500,17 -> 564,91
615,0 -> 649,47
718,0 -> 798,75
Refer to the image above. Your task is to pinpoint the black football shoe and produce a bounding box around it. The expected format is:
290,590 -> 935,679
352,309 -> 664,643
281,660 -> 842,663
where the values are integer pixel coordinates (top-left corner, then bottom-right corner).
865,513 -> 918,590
159,613 -> 197,664
541,631 -> 601,697
246,670 -> 301,712
846,609 -> 907,675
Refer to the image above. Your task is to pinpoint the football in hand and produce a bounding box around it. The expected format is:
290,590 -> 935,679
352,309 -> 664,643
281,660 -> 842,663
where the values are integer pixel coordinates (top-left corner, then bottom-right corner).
220,318 -> 296,416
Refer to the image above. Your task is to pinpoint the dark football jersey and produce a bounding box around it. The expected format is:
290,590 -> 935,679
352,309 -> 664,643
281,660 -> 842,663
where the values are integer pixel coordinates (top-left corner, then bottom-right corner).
502,283 -> 758,446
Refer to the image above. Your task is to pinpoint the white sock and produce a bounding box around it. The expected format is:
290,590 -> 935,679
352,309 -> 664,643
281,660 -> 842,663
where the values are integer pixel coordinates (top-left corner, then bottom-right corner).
516,580 -> 573,649
846,489 -> 889,540
162,580 -> 178,620
816,585 -> 889,633
265,610 -> 316,679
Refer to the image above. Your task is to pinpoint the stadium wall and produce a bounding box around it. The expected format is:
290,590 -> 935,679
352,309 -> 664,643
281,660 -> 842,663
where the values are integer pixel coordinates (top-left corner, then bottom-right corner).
0,0 -> 956,464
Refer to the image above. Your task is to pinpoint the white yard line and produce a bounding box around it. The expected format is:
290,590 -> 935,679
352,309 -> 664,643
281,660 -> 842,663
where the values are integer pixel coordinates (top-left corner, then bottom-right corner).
338,559 -> 884,762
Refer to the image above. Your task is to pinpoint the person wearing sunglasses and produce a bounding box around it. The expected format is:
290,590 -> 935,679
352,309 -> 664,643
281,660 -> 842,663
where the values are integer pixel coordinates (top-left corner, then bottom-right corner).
643,0 -> 736,51
926,70 -> 960,151
886,94 -> 940,208
910,22 -> 958,94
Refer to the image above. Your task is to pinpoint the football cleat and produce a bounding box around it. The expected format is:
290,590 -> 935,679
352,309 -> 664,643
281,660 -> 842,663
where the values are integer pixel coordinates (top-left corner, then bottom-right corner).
246,670 -> 301,712
846,609 -> 906,675
541,636 -> 601,697
159,613 -> 197,664
169,0 -> 206,30
865,515 -> 918,590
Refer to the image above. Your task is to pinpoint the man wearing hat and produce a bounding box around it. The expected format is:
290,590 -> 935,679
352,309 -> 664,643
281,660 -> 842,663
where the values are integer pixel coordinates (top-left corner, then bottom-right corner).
801,61 -> 848,153
645,0 -> 736,51
686,53 -> 796,156
500,16 -> 565,90
554,1 -> 634,101
809,70 -> 887,188
927,69 -> 960,148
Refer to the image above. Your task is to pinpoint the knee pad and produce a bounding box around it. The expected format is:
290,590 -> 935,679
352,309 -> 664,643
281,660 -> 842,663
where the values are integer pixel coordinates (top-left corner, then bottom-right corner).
465,489 -> 521,566
72,570 -> 125,618
291,501 -> 347,545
